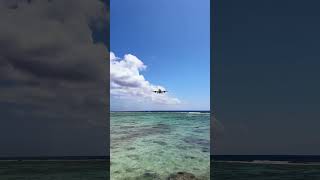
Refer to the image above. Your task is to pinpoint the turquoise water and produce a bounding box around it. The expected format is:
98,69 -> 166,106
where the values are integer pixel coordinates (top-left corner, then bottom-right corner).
111,112 -> 210,180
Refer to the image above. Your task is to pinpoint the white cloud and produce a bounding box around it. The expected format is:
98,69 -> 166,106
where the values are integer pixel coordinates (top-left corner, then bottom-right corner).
110,52 -> 181,106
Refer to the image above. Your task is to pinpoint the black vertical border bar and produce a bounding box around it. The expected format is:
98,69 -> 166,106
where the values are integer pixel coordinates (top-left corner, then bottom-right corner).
105,0 -> 110,178
210,0 -> 214,176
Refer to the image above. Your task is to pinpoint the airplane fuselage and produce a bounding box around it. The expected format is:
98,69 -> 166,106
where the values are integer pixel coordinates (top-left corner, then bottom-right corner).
153,89 -> 167,94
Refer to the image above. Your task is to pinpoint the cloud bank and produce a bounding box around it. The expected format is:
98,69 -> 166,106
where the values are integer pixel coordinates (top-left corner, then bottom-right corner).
0,0 -> 108,156
110,52 -> 181,108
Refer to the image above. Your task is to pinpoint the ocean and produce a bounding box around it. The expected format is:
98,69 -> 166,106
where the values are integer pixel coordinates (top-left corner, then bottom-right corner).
2,111 -> 320,180
0,159 -> 108,179
111,111 -> 210,180
2,156 -> 320,179
211,155 -> 320,180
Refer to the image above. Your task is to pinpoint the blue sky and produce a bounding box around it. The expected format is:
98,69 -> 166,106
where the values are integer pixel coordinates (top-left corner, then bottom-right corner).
110,0 -> 210,111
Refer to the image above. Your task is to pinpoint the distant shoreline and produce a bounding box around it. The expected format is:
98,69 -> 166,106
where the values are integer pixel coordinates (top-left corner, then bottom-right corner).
214,160 -> 320,166
110,110 -> 210,113
212,155 -> 320,164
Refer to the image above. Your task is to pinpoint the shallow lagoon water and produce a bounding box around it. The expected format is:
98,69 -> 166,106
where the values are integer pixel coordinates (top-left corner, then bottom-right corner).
111,112 -> 210,180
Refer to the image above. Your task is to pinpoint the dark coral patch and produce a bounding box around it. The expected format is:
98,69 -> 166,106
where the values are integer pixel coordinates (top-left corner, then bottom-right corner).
167,172 -> 198,180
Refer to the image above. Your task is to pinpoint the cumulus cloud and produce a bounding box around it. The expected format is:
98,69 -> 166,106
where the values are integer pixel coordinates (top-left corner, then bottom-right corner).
0,0 -> 108,155
0,0 -> 107,83
0,0 -> 109,127
110,52 -> 181,106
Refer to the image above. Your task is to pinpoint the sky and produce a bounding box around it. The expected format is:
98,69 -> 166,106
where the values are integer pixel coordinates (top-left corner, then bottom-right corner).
0,0 -> 108,157
110,0 -> 210,111
213,0 -> 320,155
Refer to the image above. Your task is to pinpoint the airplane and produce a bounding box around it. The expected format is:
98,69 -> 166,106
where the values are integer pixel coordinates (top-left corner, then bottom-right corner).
153,89 -> 167,94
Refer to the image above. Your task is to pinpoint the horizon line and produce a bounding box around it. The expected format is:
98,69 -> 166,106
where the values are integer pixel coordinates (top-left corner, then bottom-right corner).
1,155 -> 320,160
110,110 -> 211,112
